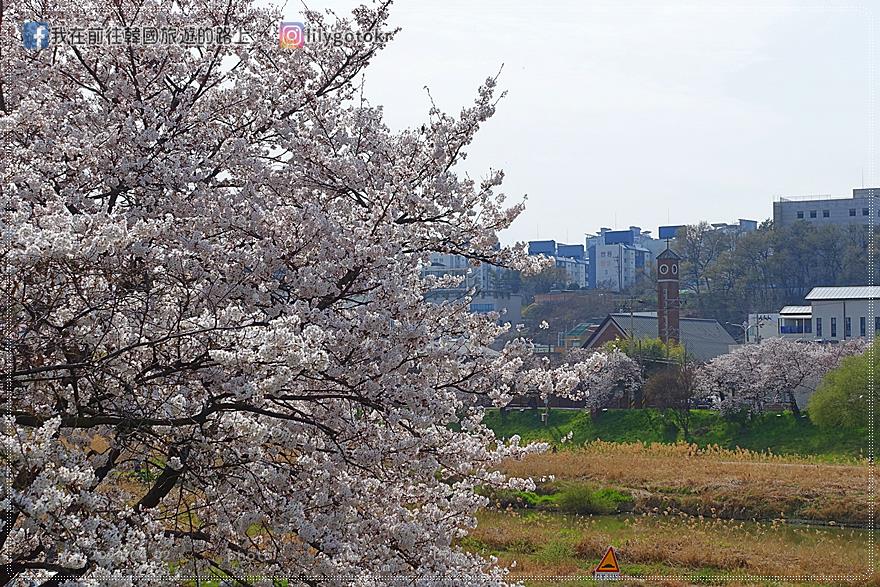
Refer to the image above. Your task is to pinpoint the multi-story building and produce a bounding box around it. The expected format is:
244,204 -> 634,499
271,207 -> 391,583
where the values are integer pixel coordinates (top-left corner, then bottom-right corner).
588,243 -> 645,292
772,188 -> 879,227
804,286 -> 878,341
555,256 -> 588,289
776,286 -> 879,341
527,240 -> 557,256
527,240 -> 589,288
586,227 -> 655,292
556,243 -> 585,259
422,252 -> 522,324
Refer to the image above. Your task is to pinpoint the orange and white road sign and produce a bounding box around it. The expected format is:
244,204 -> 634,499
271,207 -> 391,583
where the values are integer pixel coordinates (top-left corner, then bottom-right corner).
593,546 -> 620,580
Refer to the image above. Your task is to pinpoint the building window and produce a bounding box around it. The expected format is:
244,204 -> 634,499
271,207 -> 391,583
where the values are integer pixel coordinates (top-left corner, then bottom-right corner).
822,210 -> 830,217
796,211 -> 804,219
809,210 -> 817,218
844,317 -> 852,338
805,319 -> 812,334
876,316 -> 880,332
816,317 -> 822,337
860,317 -> 867,337
863,208 -> 870,216
831,317 -> 837,338
850,209 -> 857,216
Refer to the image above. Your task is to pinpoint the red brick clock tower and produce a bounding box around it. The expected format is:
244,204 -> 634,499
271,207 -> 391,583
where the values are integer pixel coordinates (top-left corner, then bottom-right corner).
656,246 -> 681,344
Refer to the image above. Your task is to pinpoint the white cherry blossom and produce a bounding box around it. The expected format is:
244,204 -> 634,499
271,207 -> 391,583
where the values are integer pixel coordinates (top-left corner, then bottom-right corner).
0,1 -> 599,584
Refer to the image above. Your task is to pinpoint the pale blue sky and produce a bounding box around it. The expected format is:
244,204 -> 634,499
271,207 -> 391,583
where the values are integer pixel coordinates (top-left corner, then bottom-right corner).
283,1 -> 874,244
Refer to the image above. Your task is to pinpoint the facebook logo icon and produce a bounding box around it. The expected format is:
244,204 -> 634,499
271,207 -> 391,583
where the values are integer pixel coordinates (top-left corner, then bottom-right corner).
22,21 -> 50,50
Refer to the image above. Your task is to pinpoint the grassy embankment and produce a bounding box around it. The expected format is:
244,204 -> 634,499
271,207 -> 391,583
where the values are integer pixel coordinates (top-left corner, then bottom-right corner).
484,407 -> 866,459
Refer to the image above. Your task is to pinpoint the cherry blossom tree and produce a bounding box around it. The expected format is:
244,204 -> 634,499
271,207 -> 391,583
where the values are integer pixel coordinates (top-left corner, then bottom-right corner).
561,348 -> 643,409
0,1 -> 591,584
698,338 -> 870,416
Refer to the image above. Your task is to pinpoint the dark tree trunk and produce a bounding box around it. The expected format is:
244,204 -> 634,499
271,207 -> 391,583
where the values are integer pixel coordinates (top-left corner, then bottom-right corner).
787,391 -> 801,418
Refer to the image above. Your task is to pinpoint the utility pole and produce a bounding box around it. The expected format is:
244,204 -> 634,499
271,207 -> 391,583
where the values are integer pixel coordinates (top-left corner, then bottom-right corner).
627,296 -> 647,342
630,296 -> 636,341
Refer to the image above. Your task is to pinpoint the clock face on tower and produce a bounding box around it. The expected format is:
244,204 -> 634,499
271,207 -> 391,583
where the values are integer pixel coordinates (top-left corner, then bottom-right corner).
658,260 -> 678,278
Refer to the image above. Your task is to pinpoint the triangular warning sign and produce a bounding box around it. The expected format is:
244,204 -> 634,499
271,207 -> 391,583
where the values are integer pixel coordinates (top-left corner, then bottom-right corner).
594,546 -> 620,574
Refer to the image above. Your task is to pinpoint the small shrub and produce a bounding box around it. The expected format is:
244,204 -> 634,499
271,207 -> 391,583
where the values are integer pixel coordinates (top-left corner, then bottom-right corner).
556,483 -> 631,515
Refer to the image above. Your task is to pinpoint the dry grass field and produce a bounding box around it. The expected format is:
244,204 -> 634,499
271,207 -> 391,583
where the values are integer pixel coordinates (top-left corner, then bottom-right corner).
499,441 -> 870,526
461,441 -> 875,584
464,509 -> 874,586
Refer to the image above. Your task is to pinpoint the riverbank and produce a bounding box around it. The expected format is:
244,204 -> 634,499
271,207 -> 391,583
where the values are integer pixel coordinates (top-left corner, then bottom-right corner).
484,408 -> 866,459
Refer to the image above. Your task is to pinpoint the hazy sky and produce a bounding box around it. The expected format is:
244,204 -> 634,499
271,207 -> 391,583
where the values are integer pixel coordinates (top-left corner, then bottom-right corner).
283,1 -> 873,245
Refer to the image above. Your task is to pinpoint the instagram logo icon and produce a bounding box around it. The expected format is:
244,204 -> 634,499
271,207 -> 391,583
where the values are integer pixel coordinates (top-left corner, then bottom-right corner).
279,22 -> 304,49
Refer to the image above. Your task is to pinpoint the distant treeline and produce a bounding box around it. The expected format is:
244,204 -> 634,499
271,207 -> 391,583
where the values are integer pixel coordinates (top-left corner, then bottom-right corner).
672,220 -> 875,324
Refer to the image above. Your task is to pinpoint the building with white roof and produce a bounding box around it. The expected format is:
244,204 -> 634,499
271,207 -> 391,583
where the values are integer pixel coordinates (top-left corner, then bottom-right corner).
778,306 -> 813,339
778,286 -> 879,341
804,286 -> 878,341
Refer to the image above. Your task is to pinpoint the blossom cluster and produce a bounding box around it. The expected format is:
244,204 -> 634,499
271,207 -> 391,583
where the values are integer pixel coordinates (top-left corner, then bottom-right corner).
697,338 -> 870,415
0,0 -> 598,584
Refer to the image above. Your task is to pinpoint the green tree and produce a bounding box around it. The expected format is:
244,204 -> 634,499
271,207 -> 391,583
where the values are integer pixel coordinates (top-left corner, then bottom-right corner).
808,343 -> 877,431
676,223 -> 733,312
602,336 -> 686,367
671,221 -> 872,329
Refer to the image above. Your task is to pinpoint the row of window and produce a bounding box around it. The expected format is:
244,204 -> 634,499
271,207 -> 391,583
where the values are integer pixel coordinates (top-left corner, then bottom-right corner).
796,208 -> 876,219
814,316 -> 878,338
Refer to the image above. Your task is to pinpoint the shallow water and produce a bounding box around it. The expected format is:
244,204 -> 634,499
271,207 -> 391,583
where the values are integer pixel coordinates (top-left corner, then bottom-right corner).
548,510 -> 869,541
